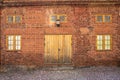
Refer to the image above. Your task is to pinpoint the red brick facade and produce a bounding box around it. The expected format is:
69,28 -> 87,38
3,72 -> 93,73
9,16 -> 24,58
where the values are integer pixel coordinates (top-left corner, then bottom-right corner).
0,2 -> 1,64
0,0 -> 120,67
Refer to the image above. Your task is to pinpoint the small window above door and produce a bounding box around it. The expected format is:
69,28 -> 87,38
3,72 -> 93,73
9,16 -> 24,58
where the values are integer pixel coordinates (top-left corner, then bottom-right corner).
7,15 -> 22,23
50,14 -> 67,23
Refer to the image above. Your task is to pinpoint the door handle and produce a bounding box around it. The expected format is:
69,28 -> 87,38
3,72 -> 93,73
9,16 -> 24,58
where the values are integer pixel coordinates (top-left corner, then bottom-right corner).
58,48 -> 60,51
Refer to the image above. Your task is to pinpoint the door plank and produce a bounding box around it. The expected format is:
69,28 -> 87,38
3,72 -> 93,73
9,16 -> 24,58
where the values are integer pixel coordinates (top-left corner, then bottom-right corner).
58,35 -> 63,63
52,35 -> 58,63
63,35 -> 72,63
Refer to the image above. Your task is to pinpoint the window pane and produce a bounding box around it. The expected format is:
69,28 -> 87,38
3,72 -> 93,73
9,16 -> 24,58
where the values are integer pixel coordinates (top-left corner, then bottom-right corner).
16,46 -> 21,50
8,41 -> 13,44
105,15 -> 111,22
8,36 -> 14,50
8,46 -> 13,50
8,36 -> 14,40
97,35 -> 111,50
97,35 -> 102,40
97,35 -> 103,50
97,41 -> 102,45
51,16 -> 57,21
97,16 -> 103,22
105,35 -> 110,40
105,45 -> 110,50
60,16 -> 66,21
16,41 -> 20,45
97,46 -> 103,50
16,36 -> 21,40
105,41 -> 110,44
15,16 -> 21,23
15,36 -> 21,50
8,16 -> 13,23
105,35 -> 111,50
7,35 -> 21,50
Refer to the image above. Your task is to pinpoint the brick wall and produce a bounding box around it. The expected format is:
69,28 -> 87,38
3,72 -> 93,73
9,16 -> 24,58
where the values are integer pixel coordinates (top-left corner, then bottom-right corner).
0,7 -> 1,64
87,5 -> 120,66
1,4 -> 120,67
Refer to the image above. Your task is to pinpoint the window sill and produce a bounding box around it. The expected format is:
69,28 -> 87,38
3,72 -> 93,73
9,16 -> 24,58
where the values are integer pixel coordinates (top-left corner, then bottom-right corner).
95,22 -> 112,24
6,50 -> 21,52
96,50 -> 112,52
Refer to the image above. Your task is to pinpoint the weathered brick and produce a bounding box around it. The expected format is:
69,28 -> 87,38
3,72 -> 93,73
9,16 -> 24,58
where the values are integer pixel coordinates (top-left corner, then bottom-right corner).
0,1 -> 120,67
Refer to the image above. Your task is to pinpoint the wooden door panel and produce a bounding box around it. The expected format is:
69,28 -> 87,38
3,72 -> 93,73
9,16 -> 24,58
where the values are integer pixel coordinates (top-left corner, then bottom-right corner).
62,35 -> 72,63
45,35 -> 72,64
52,35 -> 58,63
45,35 -> 58,63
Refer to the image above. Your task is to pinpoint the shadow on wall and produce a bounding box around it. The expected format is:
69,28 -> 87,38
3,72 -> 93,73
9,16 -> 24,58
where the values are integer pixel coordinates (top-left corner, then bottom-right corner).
117,61 -> 120,67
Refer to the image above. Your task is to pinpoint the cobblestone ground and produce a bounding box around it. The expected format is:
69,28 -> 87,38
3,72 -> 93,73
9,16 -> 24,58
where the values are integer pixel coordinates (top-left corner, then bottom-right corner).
0,66 -> 120,80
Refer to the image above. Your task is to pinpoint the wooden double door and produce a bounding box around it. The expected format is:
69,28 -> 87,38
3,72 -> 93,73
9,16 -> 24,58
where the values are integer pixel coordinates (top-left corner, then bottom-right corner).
45,35 -> 72,64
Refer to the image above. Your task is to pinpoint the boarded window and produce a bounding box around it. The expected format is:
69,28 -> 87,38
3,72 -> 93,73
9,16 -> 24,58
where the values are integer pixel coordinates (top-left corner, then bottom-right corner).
97,35 -> 111,50
7,35 -> 21,50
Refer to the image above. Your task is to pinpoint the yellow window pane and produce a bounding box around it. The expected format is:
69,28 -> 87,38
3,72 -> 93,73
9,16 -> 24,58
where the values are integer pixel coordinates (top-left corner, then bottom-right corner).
8,36 -> 14,40
8,41 -> 13,44
97,41 -> 102,44
97,46 -> 103,50
105,35 -> 110,40
16,46 -> 21,50
8,46 -> 13,50
15,36 -> 21,50
16,36 -> 21,40
105,45 -> 110,50
97,35 -> 102,40
105,41 -> 110,44
16,41 -> 21,45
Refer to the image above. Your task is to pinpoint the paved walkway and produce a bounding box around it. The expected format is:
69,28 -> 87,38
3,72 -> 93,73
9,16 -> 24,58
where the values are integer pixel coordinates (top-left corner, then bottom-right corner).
0,66 -> 120,80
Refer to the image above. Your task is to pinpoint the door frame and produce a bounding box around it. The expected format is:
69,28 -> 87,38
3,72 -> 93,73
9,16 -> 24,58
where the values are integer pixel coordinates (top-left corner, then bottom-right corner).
44,35 -> 73,66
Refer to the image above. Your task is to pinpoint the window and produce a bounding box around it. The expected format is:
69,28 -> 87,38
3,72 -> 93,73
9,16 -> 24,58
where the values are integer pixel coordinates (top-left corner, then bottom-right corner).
51,15 -> 57,22
96,15 -> 103,22
15,16 -> 21,23
97,35 -> 103,50
8,16 -> 13,23
50,14 -> 67,22
7,35 -> 21,50
59,15 -> 66,21
96,15 -> 111,23
97,35 -> 112,50
7,16 -> 21,23
104,15 -> 111,22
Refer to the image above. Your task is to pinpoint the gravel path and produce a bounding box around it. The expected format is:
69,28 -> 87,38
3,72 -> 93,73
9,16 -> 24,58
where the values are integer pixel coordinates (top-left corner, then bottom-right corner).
0,66 -> 120,80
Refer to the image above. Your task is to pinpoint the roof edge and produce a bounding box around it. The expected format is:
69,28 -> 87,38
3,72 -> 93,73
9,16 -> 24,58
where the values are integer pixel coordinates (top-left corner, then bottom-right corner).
1,1 -> 120,7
